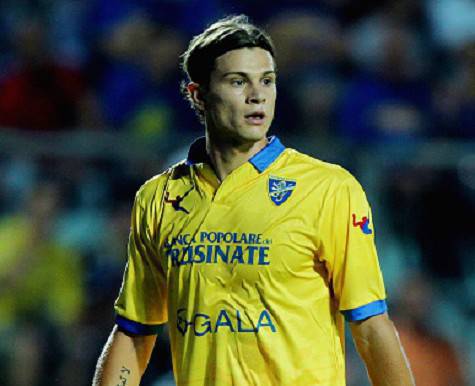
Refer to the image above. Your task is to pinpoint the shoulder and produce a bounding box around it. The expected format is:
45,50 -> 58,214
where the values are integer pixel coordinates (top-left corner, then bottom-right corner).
135,159 -> 190,204
282,148 -> 360,189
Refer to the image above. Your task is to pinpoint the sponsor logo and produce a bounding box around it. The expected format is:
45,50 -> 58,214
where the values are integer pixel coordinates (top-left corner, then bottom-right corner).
164,186 -> 193,214
165,231 -> 272,267
352,214 -> 373,235
177,308 -> 276,336
268,176 -> 296,205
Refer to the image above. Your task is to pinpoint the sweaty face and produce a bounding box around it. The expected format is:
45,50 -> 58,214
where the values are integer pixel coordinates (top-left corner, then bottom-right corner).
203,47 -> 277,144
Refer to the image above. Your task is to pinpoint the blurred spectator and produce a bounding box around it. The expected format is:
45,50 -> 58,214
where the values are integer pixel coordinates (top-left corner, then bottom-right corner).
434,41 -> 475,138
392,275 -> 466,386
223,0 -> 356,24
47,0 -> 90,68
0,182 -> 85,386
95,11 -> 197,140
384,167 -> 475,280
338,3 -> 433,143
426,0 -> 475,50
0,18 -> 86,131
0,156 -> 37,214
266,11 -> 346,138
88,0 -> 223,37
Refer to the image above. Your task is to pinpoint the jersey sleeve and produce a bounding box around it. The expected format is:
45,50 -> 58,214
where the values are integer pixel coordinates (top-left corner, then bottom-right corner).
317,175 -> 387,322
114,188 -> 168,334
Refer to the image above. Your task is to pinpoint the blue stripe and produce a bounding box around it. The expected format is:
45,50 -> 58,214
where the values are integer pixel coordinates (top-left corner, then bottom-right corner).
186,136 -> 286,173
115,315 -> 161,335
341,300 -> 388,322
249,136 -> 285,173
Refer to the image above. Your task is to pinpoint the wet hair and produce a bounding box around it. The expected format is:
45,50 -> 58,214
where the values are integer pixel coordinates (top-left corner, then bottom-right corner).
180,15 -> 275,122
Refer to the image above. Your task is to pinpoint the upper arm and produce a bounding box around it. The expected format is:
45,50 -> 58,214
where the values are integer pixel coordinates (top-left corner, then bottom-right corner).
115,182 -> 169,333
317,175 -> 387,320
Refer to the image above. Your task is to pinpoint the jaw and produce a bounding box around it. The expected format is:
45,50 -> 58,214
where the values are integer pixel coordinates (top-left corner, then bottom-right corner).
204,105 -> 275,145
205,122 -> 269,149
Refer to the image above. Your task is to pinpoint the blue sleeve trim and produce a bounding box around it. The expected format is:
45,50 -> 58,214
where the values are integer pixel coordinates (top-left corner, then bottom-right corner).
115,315 -> 161,335
341,299 -> 388,322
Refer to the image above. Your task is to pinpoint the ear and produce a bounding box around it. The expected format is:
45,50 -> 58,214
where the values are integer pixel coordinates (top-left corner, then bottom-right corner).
187,82 -> 205,111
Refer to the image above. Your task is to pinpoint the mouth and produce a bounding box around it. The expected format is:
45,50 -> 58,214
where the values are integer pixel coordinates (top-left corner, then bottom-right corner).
244,111 -> 266,125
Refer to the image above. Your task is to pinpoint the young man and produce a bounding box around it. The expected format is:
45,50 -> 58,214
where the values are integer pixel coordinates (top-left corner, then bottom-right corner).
93,15 -> 415,386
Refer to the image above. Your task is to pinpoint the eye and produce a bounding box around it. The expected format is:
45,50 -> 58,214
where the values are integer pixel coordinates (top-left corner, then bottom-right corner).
231,78 -> 246,87
262,77 -> 275,86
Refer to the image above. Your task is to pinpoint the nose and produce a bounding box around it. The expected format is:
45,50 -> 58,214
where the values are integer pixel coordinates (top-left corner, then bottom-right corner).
246,85 -> 266,104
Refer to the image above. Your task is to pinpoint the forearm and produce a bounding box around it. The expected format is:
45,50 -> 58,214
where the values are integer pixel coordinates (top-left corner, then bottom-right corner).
351,314 -> 414,386
93,325 -> 156,386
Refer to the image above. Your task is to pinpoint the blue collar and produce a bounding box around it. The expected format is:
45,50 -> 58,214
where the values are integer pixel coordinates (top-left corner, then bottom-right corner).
186,136 -> 285,173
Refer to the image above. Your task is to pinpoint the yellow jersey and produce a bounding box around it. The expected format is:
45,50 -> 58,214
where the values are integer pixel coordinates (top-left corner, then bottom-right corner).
115,136 -> 387,385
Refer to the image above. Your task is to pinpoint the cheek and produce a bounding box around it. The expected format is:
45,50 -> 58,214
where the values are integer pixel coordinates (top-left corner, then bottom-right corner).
272,89 -> 278,106
268,87 -> 277,102
210,94 -> 243,120
207,100 -> 235,127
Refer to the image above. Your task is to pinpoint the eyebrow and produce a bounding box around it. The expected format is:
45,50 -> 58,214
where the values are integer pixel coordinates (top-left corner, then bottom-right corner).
222,70 -> 277,78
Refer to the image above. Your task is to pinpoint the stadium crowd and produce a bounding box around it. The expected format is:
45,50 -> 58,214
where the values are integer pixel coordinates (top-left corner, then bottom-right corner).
0,1 -> 474,385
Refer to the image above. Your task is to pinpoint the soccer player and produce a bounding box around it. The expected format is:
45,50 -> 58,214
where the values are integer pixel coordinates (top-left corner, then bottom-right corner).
93,15 -> 415,386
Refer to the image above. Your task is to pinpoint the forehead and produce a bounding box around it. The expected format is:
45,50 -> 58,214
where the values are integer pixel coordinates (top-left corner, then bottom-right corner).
213,47 -> 275,75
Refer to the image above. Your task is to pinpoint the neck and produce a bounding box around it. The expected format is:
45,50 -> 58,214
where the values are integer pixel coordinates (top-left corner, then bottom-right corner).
205,133 -> 268,181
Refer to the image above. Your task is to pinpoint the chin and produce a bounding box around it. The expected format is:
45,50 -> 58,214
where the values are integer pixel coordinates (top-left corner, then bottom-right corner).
237,130 -> 268,144
209,120 -> 270,145
240,124 -> 270,141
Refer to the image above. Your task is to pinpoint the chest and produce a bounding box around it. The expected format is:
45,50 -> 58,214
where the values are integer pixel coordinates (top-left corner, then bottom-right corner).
157,177 -> 320,287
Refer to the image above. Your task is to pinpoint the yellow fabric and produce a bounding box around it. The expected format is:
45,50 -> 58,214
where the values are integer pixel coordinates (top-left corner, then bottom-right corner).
115,146 -> 386,386
0,215 -> 84,327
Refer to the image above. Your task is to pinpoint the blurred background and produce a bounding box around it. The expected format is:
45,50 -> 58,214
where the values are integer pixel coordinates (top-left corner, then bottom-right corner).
0,0 -> 474,385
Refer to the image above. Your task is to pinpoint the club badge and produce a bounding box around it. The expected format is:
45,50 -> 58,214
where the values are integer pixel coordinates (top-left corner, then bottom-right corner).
268,176 -> 296,206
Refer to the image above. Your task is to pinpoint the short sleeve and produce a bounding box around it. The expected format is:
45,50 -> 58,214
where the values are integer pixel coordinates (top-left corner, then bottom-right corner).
317,175 -> 387,322
114,190 -> 168,334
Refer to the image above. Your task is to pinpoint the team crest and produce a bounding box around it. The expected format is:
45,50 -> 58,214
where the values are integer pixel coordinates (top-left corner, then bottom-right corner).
268,176 -> 296,206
